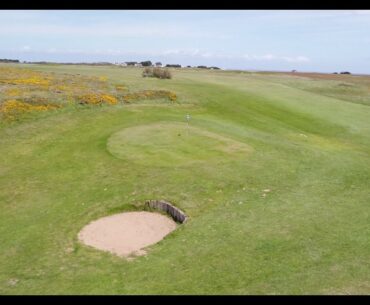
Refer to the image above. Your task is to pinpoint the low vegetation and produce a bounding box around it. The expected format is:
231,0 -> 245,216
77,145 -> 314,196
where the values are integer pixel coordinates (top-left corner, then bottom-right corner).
0,66 -> 176,121
121,90 -> 177,103
142,67 -> 172,79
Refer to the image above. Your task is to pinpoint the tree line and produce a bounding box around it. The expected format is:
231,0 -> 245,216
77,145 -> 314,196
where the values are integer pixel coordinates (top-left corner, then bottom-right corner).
0,59 -> 20,63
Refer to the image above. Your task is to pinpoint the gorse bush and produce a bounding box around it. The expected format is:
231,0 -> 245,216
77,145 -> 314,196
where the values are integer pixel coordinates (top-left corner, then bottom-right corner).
0,67 -> 117,120
0,99 -> 61,120
77,94 -> 118,105
155,68 -> 172,79
142,67 -> 172,79
115,84 -> 127,92
142,67 -> 151,77
0,66 -> 178,121
121,90 -> 177,103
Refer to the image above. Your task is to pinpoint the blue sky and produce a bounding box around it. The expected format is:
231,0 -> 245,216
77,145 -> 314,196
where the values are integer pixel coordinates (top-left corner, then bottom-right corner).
1,10 -> 370,73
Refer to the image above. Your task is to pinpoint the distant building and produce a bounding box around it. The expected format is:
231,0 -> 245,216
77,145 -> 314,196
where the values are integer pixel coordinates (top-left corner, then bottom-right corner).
155,62 -> 162,67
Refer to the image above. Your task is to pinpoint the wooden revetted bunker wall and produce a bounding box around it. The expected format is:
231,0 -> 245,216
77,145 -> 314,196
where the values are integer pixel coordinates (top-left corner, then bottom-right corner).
145,200 -> 188,224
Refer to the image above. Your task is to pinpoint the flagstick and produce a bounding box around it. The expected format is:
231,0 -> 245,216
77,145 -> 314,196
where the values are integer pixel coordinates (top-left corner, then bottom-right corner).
186,114 -> 191,136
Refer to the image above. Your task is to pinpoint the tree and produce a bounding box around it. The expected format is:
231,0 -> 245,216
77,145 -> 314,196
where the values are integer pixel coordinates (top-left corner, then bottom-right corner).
0,59 -> 20,63
141,61 -> 152,67
165,64 -> 181,68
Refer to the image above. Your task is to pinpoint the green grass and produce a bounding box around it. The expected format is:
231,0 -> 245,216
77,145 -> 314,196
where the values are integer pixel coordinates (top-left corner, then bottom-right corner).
0,64 -> 370,294
107,122 -> 251,167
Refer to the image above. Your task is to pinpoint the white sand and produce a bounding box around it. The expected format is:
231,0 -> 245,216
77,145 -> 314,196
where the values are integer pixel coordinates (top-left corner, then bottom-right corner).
78,211 -> 177,257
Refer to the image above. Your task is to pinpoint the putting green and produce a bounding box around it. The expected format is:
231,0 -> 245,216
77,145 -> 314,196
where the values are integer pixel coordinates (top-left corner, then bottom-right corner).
107,122 -> 251,167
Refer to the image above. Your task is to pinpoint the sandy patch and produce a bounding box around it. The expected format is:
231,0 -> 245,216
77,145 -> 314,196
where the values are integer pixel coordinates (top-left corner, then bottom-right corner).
78,211 -> 177,258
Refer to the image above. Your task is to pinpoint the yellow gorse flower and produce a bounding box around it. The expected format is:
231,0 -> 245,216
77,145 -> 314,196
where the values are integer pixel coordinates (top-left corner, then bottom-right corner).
121,90 -> 177,103
0,66 -> 177,122
0,100 -> 60,115
78,94 -> 118,105
5,88 -> 22,96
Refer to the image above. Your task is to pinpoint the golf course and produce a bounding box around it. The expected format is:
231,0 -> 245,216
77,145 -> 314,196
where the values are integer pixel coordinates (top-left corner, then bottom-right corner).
0,64 -> 369,294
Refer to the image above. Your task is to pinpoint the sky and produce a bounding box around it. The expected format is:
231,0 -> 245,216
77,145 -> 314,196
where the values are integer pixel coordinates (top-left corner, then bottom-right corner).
1,10 -> 370,73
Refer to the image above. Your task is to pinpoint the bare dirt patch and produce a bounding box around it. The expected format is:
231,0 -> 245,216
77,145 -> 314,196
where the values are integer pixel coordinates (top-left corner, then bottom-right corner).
78,211 -> 177,258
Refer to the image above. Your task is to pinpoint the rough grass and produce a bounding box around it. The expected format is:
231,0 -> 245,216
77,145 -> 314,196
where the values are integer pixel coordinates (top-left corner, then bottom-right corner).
0,64 -> 369,294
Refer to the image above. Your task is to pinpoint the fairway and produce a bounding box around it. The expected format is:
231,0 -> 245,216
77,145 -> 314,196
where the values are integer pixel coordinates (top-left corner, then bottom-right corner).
1,64 -> 370,294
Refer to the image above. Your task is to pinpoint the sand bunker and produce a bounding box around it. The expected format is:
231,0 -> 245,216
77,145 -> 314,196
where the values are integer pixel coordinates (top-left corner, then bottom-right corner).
78,211 -> 177,257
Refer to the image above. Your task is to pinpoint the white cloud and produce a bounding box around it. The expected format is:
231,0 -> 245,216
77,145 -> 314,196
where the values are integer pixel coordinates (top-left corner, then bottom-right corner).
281,56 -> 310,63
164,49 -> 243,60
163,49 -> 200,56
243,53 -> 309,63
0,21 -> 217,39
255,54 -> 276,60
201,52 -> 214,58
46,48 -> 57,53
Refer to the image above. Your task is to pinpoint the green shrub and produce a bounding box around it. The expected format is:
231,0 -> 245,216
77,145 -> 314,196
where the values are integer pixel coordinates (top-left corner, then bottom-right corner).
142,67 -> 172,79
